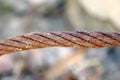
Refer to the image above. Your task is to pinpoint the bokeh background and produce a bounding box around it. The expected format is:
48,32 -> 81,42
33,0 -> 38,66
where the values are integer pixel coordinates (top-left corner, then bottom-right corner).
0,0 -> 120,80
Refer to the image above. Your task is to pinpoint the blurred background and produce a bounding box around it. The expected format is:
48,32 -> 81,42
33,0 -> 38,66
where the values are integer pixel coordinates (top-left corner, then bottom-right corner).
0,0 -> 120,80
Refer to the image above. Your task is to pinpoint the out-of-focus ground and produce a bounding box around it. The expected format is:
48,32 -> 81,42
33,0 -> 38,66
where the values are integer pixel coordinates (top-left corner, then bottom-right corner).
0,0 -> 120,80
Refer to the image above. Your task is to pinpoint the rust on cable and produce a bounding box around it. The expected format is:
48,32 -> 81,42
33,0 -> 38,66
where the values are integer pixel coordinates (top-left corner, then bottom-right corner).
0,31 -> 120,56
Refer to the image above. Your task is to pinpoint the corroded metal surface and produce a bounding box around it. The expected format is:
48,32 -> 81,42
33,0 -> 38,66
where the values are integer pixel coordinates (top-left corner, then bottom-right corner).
0,31 -> 120,56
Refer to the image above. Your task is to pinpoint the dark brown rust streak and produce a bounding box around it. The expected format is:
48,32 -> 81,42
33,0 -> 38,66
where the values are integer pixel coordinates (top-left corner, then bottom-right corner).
0,31 -> 120,56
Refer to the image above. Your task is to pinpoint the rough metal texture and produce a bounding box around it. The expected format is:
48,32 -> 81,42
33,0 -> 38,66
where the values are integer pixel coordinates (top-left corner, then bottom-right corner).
0,31 -> 120,56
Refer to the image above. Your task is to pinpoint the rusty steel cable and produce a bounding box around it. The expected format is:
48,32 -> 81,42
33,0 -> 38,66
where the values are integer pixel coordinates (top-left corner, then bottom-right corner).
0,31 -> 120,56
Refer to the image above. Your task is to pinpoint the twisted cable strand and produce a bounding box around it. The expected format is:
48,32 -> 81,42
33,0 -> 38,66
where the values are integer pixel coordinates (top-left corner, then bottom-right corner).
0,31 -> 120,56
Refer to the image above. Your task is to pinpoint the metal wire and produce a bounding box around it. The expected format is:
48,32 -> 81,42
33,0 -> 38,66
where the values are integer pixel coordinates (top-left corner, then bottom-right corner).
0,31 -> 120,56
